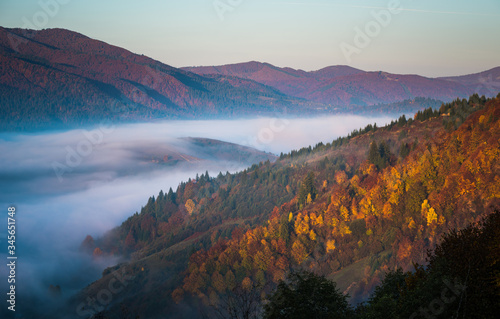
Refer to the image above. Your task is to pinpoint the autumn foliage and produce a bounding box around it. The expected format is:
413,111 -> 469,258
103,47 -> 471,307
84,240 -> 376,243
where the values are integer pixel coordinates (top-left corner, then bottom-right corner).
178,95 -> 500,304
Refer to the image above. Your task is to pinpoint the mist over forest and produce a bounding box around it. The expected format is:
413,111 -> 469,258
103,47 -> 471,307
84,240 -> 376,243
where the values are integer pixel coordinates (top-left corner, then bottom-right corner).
0,115 -> 391,317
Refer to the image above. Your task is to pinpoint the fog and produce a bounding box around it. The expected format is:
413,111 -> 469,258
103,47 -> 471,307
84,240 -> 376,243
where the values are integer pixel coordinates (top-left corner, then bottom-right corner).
0,115 -> 392,317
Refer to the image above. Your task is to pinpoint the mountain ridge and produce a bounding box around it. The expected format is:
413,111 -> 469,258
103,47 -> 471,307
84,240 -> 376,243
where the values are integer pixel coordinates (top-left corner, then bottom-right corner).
183,61 -> 500,105
0,27 -> 311,130
2,27 -> 499,131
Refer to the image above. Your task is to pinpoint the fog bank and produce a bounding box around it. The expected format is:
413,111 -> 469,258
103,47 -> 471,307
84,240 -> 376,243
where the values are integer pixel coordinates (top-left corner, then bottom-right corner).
0,115 -> 392,317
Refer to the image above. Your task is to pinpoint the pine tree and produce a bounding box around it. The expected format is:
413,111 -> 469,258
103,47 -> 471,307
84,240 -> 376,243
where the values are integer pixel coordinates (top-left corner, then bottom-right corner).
368,141 -> 381,167
298,172 -> 316,206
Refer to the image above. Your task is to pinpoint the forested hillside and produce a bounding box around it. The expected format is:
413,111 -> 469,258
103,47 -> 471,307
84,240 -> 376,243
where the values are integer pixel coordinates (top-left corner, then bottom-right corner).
75,93 -> 500,318
2,27 -> 498,131
0,27 -> 309,131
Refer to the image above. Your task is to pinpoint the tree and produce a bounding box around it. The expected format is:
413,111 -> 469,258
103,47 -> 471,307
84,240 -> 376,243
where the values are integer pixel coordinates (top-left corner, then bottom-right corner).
368,141 -> 381,168
368,141 -> 392,169
298,172 -> 317,206
360,210 -> 500,319
263,270 -> 353,319
426,210 -> 500,318
185,199 -> 196,215
399,142 -> 410,158
291,240 -> 308,264
207,282 -> 263,319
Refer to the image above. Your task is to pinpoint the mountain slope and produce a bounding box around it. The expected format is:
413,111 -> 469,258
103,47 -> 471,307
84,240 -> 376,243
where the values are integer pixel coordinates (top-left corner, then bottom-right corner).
0,27 -> 310,130
2,27 -> 498,131
183,61 -> 322,97
184,62 -> 499,106
66,94 -> 500,318
304,71 -> 471,106
438,66 -> 500,97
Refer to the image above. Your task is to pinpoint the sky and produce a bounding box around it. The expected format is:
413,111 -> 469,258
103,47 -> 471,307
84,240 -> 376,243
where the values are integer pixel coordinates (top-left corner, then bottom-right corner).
0,0 -> 499,77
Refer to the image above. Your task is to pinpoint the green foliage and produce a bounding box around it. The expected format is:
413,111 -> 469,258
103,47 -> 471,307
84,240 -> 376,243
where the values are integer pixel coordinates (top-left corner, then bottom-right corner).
298,172 -> 317,206
414,107 -> 439,122
359,211 -> 500,319
263,270 -> 354,319
440,94 -> 488,131
368,141 -> 393,169
398,142 -> 410,158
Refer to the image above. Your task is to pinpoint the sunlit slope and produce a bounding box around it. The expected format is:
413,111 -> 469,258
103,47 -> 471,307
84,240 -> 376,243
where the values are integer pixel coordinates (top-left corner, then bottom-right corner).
73,94 -> 499,318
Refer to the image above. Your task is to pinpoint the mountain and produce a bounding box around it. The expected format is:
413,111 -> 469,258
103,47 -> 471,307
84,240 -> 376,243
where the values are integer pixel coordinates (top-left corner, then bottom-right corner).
61,94 -> 499,318
182,62 -> 367,103
136,137 -> 276,166
0,27 -> 310,130
184,62 -> 498,106
438,66 -> 500,97
1,27 -> 499,131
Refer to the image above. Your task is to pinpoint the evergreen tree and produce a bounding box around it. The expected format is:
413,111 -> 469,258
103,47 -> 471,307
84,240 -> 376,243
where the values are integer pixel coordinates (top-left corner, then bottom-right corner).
298,172 -> 317,206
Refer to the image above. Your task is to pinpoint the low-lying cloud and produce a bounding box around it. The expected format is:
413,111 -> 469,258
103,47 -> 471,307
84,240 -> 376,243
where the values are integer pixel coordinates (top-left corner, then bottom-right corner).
0,115 -> 392,317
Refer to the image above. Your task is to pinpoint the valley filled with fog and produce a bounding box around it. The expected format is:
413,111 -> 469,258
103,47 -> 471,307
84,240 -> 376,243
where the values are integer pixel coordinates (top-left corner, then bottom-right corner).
0,115 -> 392,314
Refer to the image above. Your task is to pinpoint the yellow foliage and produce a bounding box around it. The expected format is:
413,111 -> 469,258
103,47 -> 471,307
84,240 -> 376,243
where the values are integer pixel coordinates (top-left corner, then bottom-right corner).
340,205 -> 350,221
366,163 -> 377,175
309,229 -> 317,241
335,171 -> 348,185
326,239 -> 336,252
263,227 -> 269,238
310,212 -> 317,222
397,240 -> 412,261
351,199 -> 363,219
339,222 -> 352,236
239,249 -> 247,259
438,215 -> 446,225
360,161 -> 377,175
289,212 -> 293,222
359,197 -> 373,217
407,217 -> 416,229
185,199 -> 196,215
422,200 -> 438,226
294,213 -> 310,236
350,175 -> 360,187
488,175 -> 500,200
172,288 -> 184,304
316,214 -> 324,226
330,217 -> 339,228
310,212 -> 324,226
307,193 -> 313,204
427,208 -> 437,225
304,213 -> 310,224
350,175 -> 366,196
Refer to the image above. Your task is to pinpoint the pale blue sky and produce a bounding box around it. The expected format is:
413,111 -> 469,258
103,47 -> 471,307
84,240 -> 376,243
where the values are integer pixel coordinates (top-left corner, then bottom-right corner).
1,0 -> 499,76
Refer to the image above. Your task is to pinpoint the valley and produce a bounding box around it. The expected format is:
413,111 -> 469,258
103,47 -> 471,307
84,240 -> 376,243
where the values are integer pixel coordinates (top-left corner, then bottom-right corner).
1,7 -> 499,316
63,94 -> 500,318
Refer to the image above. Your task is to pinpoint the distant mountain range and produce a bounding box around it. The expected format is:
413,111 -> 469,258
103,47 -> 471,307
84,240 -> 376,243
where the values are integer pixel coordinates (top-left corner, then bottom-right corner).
183,62 -> 500,106
1,27 -> 499,130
